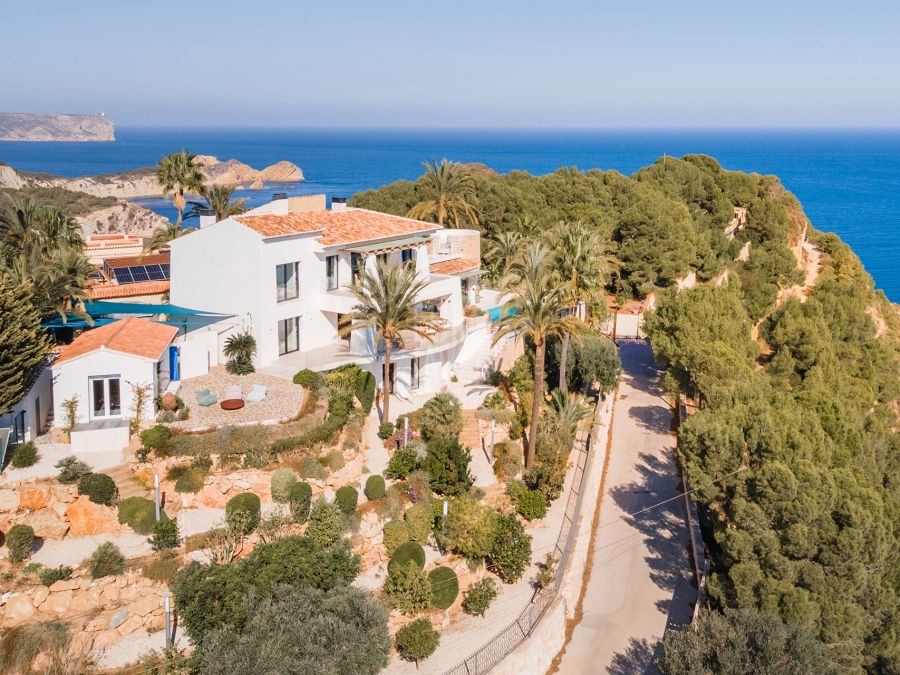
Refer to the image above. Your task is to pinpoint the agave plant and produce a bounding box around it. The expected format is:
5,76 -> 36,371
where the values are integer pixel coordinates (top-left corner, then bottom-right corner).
223,330 -> 256,375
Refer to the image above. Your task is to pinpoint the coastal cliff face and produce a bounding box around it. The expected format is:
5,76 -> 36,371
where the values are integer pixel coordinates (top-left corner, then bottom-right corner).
0,156 -> 304,198
75,201 -> 169,236
0,113 -> 115,141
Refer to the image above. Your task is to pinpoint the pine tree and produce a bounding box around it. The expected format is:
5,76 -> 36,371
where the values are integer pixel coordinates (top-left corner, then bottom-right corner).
0,277 -> 51,414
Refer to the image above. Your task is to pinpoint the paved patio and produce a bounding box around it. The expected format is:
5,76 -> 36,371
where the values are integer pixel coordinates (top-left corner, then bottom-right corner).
167,367 -> 304,431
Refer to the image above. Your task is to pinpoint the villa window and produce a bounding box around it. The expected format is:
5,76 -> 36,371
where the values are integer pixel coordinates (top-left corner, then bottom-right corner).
278,317 -> 299,355
377,253 -> 388,266
276,262 -> 299,302
351,253 -> 363,284
411,357 -> 421,390
401,248 -> 414,265
90,376 -> 121,419
326,255 -> 339,291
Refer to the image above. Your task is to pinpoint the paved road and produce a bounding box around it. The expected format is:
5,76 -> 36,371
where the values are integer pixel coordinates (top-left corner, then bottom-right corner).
556,341 -> 695,675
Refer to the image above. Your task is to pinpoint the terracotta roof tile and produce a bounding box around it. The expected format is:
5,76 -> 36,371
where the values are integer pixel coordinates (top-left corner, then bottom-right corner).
54,317 -> 178,365
104,252 -> 170,268
234,208 -> 438,246
430,257 -> 481,275
87,280 -> 170,300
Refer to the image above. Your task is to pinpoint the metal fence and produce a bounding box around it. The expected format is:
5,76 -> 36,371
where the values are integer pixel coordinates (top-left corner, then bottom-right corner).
442,422 -> 593,675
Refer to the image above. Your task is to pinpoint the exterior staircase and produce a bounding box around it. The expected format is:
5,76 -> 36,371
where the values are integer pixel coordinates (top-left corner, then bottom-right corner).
104,463 -> 150,500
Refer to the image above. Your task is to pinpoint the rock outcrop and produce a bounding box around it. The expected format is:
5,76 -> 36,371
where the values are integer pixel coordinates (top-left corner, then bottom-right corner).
75,201 -> 168,236
0,113 -> 115,142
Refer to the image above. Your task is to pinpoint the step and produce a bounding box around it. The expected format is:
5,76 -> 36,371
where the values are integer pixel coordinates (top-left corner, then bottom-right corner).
103,464 -> 151,500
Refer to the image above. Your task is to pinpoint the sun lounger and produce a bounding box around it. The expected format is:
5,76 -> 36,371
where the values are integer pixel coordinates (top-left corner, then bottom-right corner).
223,385 -> 242,401
246,384 -> 268,404
196,388 -> 217,407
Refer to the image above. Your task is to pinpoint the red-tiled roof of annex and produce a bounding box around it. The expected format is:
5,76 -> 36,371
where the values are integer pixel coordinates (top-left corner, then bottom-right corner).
234,208 -> 439,246
430,258 -> 481,275
54,317 -> 178,365
87,280 -> 170,300
104,252 -> 170,268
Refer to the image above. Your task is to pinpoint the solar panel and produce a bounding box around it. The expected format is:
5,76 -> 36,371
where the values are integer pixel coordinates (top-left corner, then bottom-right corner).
114,268 -> 134,284
110,262 -> 171,285
129,266 -> 150,282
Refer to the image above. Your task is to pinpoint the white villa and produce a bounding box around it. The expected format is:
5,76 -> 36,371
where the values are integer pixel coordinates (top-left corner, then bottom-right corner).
169,194 -> 483,397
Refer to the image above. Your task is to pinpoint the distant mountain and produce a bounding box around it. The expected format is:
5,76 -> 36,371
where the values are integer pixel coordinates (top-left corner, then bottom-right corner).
0,113 -> 115,141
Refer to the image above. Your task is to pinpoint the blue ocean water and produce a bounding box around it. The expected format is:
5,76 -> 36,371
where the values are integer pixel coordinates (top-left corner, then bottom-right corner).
1,128 -> 897,300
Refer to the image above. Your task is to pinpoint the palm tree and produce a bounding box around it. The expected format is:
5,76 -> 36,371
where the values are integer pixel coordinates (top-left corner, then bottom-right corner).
552,221 -> 615,390
408,159 -> 478,227
493,242 -> 582,469
155,149 -> 205,226
144,222 -> 188,254
343,259 -> 445,422
546,389 -> 593,440
185,185 -> 248,222
485,230 -> 522,282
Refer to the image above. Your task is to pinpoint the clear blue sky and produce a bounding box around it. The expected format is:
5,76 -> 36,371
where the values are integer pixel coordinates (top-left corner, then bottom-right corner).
2,0 -> 899,127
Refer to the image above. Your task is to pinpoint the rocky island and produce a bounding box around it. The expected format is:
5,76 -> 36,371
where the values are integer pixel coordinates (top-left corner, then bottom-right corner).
0,113 -> 115,141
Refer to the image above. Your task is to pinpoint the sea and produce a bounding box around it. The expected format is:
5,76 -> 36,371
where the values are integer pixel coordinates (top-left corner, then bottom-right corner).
1,128 -> 897,301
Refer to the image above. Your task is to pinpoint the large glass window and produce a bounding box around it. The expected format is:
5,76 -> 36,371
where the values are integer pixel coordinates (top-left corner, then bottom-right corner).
411,357 -> 421,390
351,253 -> 363,284
376,253 -> 388,266
278,317 -> 299,355
90,376 -> 121,418
401,248 -> 414,265
326,255 -> 339,291
276,262 -> 299,301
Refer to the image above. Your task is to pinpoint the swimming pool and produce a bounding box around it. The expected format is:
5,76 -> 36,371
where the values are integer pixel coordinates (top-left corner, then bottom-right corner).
487,306 -> 517,322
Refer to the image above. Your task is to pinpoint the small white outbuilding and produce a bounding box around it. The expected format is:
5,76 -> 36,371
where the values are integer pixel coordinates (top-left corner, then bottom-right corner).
51,317 -> 179,452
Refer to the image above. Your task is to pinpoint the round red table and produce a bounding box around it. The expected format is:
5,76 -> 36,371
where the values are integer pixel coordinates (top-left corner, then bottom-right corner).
220,399 -> 245,411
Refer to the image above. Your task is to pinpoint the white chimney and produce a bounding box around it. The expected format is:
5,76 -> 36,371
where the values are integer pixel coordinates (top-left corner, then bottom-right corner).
270,192 -> 289,214
331,196 -> 348,212
198,208 -> 216,228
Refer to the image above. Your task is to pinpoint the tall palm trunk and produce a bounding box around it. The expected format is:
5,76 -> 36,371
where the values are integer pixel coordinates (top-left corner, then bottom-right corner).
527,339 -> 546,470
382,340 -> 392,422
559,331 -> 570,391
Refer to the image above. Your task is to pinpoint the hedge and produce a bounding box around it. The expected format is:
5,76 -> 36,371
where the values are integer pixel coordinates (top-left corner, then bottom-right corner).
293,369 -> 324,390
7,524 -> 35,563
78,473 -> 117,505
267,394 -> 352,455
226,493 -> 261,534
334,486 -> 358,516
428,566 -> 459,609
364,475 -> 385,500
355,370 -> 376,414
389,541 -> 425,571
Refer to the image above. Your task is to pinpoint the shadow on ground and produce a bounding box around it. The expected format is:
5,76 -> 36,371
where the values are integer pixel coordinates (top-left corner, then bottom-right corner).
607,637 -> 663,675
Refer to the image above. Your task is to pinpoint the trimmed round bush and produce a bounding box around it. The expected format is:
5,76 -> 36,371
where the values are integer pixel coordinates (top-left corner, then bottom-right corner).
11,442 -> 38,468
140,425 -> 172,454
395,618 -> 440,665
462,577 -> 498,617
174,467 -> 206,493
428,566 -> 459,609
86,541 -> 125,578
7,524 -> 35,563
355,370 -> 376,413
118,496 -> 160,535
271,468 -> 298,503
293,368 -> 323,389
378,422 -> 395,440
383,520 -> 410,554
287,481 -> 312,522
226,493 -> 261,534
364,474 -> 385,500
389,541 -> 425,571
78,473 -> 117,505
334,486 -> 358,516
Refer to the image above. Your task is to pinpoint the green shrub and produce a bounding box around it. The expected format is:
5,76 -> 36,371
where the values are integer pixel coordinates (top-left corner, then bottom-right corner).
306,498 -> 343,548
118,496 -> 159,535
6,525 -> 34,562
38,565 -> 73,586
149,519 -> 180,551
226,493 -> 261,535
492,441 -> 521,481
404,503 -> 433,545
507,481 -> 547,521
385,445 -> 419,479
365,474 -> 386,500
270,468 -> 298,503
165,464 -> 188,481
86,542 -> 125,578
142,551 -> 180,583
299,456 -> 328,480
378,422 -> 395,440
287,481 -> 312,522
191,454 -> 213,472
463,577 -> 498,617
355,370 -> 376,414
489,514 -> 532,583
394,618 -> 440,665
323,448 -> 345,471
384,560 -> 431,615
407,469 -> 434,504
293,368 -> 323,389
421,436 -> 474,496
482,391 -> 507,410
390,541 -> 425,571
323,364 -> 362,394
383,520 -> 409,554
429,566 -> 459,609
334,486 -> 358,516
10,442 -> 38,468
54,456 -> 92,484
140,425 -> 172,454
78,473 -> 117,505
435,495 -> 498,559
418,392 -> 463,441
174,467 -> 206,493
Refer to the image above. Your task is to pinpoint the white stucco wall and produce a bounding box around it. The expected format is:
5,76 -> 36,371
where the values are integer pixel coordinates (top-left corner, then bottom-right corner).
0,364 -> 53,442
51,350 -> 160,427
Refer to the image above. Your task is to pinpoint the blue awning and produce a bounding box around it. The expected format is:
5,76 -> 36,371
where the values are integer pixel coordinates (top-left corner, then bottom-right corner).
41,301 -> 233,329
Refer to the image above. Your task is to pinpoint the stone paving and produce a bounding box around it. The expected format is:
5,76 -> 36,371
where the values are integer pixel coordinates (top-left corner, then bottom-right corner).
167,366 -> 304,431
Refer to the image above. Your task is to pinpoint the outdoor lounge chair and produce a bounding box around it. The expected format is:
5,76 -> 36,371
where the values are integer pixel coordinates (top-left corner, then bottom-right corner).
246,384 -> 268,404
196,388 -> 217,407
223,385 -> 242,401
